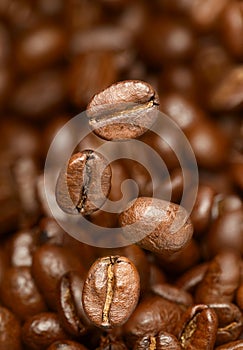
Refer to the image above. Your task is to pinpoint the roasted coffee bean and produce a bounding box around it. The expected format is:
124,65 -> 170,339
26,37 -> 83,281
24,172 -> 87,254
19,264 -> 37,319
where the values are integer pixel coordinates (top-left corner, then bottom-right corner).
119,197 -> 193,256
151,283 -> 193,309
204,209 -> 243,258
155,239 -> 200,274
190,185 -> 215,234
37,217 -> 65,245
133,331 -> 182,350
186,120 -> 229,169
22,312 -> 68,350
176,262 -> 209,293
178,304 -> 218,349
149,262 -> 166,288
82,256 -> 140,328
209,66 -> 243,111
231,161 -> 243,192
0,306 -> 22,350
139,17 -> 195,66
215,340 -> 243,349
56,150 -> 112,215
32,244 -> 85,310
190,0 -> 228,32
0,266 -> 46,321
195,251 -> 241,304
12,69 -> 67,119
16,23 -> 67,72
236,284 -> 243,311
7,228 -> 37,267
57,271 -> 90,336
220,2 -> 243,59
208,303 -> 243,345
47,340 -> 88,350
123,295 -> 183,347
68,52 -> 118,108
86,80 -> 159,141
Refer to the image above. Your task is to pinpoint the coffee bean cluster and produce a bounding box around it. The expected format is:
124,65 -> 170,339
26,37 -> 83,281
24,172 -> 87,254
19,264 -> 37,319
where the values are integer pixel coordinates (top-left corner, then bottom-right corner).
0,0 -> 243,349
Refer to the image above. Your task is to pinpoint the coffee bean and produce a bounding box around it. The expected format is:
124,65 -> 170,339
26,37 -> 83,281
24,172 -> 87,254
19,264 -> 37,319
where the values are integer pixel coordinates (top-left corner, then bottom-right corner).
195,250 -> 241,304
0,306 -> 22,350
208,303 -> 243,345
176,262 -> 209,292
119,197 -> 193,256
178,304 -> 218,349
123,295 -> 183,347
209,66 -> 243,111
236,284 -> 243,311
47,340 -> 88,350
220,2 -> 243,59
56,150 -> 112,215
32,244 -> 85,310
16,23 -> 67,72
133,331 -> 182,350
86,80 -> 159,141
37,217 -> 65,246
151,283 -> 193,309
0,266 -> 47,321
215,340 -> 243,349
22,312 -> 69,350
82,256 -> 140,328
57,271 -> 90,336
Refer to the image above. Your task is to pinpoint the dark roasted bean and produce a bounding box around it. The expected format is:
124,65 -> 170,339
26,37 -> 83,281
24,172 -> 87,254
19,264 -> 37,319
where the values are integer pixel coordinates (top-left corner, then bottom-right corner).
56,150 -> 112,215
57,271 -> 90,336
178,304 -> 218,349
151,283 -> 193,309
0,306 -> 22,350
32,244 -> 85,310
22,312 -> 68,350
124,295 -> 183,347
47,340 -> 88,350
82,256 -> 140,328
195,251 -> 240,304
208,303 -> 243,346
119,197 -> 193,256
133,331 -> 182,350
87,80 -> 159,141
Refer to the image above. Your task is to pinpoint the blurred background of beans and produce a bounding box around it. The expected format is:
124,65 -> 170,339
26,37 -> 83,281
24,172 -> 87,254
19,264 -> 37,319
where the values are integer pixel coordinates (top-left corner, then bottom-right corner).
0,0 -> 242,349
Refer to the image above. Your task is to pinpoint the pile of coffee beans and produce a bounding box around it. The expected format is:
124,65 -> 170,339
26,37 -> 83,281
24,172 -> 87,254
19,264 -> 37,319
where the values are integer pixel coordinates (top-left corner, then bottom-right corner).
0,0 -> 242,349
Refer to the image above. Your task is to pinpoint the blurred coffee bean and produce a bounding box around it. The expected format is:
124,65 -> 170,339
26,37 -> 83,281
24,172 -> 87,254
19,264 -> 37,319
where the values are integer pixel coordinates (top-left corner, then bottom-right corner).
151,283 -> 193,309
119,197 -> 193,256
0,266 -> 47,321
37,0 -> 65,18
95,334 -> 128,350
138,17 -> 195,66
57,271 -> 90,337
68,52 -> 118,108
204,209 -> 243,258
149,262 -> 166,288
186,119 -> 229,169
236,284 -> 243,311
0,65 -> 13,106
0,306 -> 22,350
195,250 -> 241,304
12,70 -> 67,120
37,217 -> 65,245
178,304 -> 218,349
231,161 -> 243,191
0,248 -> 9,287
7,228 -> 38,267
87,80 -> 159,141
82,256 -> 140,328
47,340 -> 88,350
16,23 -> 67,72
208,303 -> 243,346
220,1 -> 243,59
160,64 -> 198,99
215,341 -> 243,350
190,0 -> 228,32
175,262 -> 209,293
211,193 -> 243,220
0,22 -> 11,64
209,66 -> 243,111
22,312 -> 68,350
32,244 -> 85,309
190,184 -> 215,234
123,295 -> 183,347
